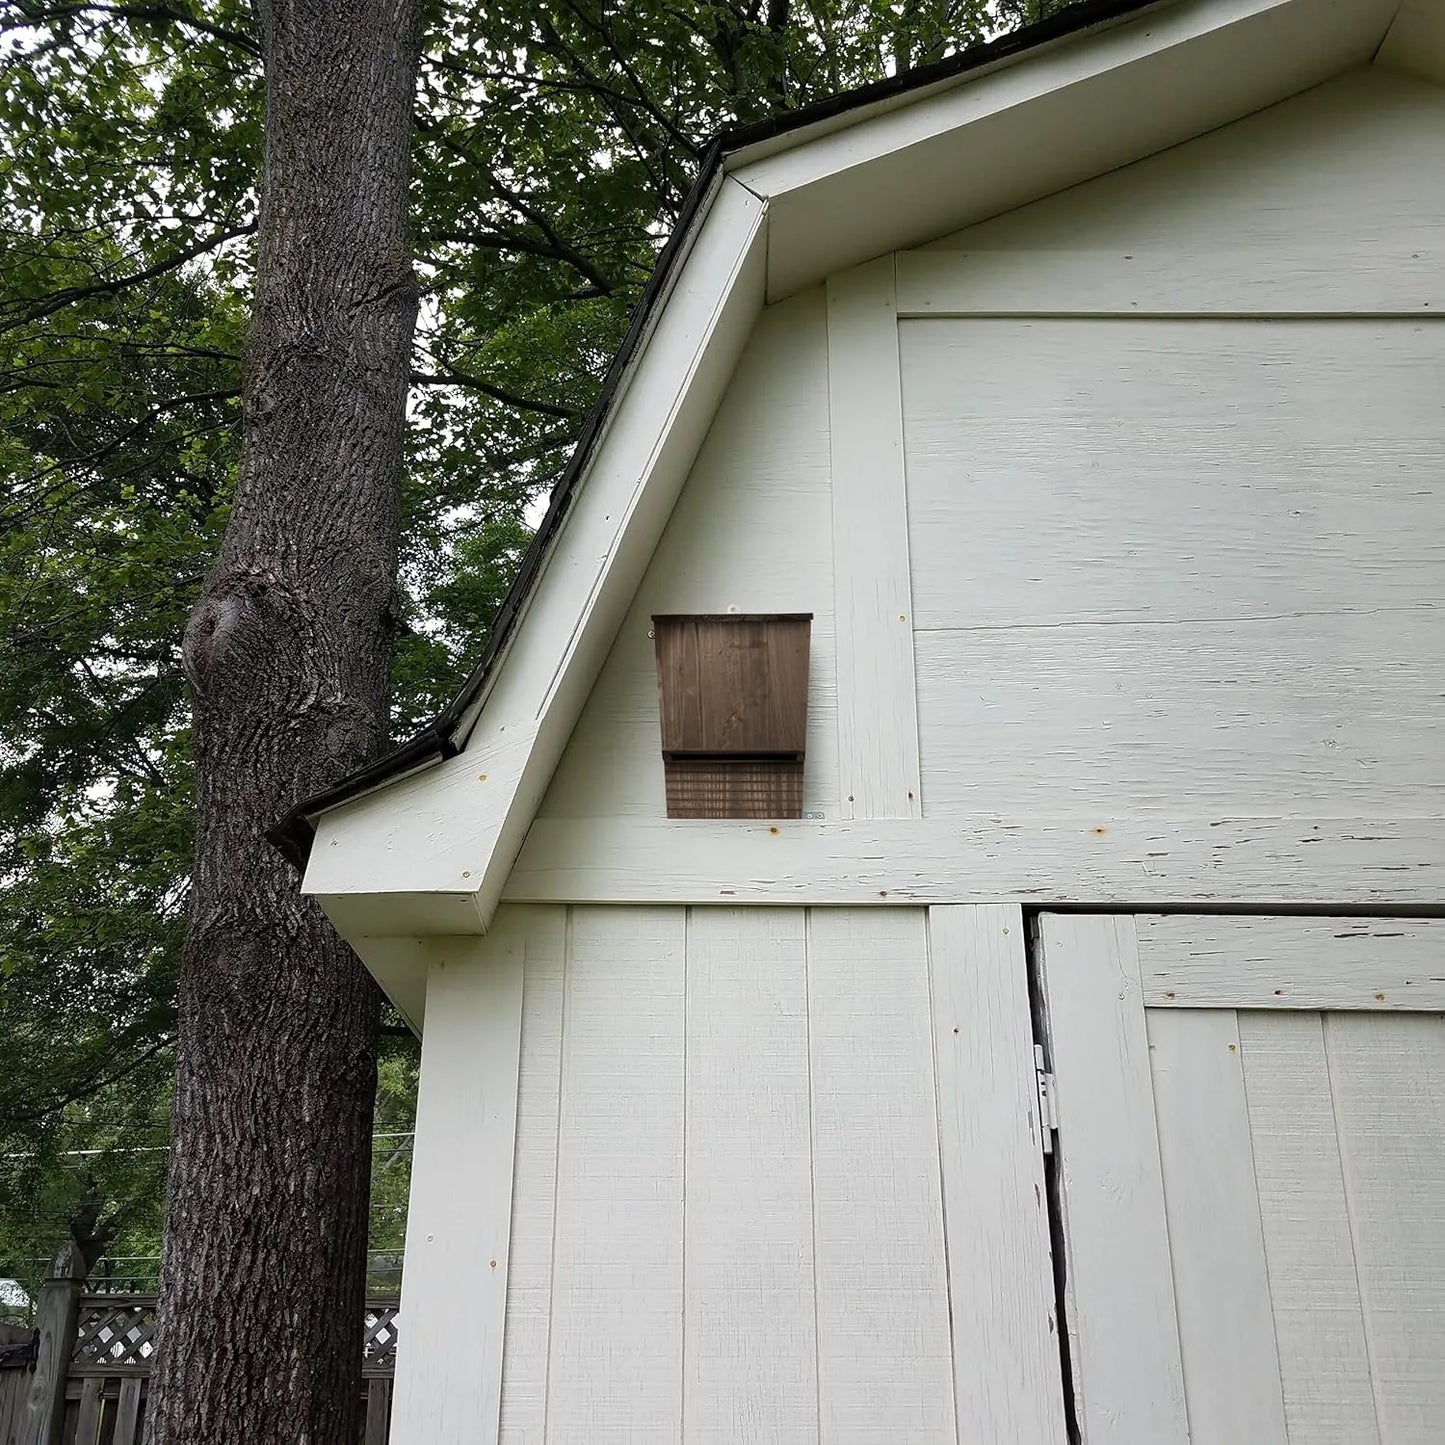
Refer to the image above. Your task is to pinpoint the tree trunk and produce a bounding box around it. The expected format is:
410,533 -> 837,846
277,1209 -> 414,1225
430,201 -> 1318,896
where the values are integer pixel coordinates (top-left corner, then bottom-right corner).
147,3 -> 422,1441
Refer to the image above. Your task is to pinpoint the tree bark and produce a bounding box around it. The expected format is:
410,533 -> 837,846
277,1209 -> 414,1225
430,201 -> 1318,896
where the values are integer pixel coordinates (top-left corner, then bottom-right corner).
147,3 -> 422,1441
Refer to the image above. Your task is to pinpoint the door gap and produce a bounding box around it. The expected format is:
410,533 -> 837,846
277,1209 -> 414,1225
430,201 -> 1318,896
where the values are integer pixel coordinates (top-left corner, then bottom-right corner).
1024,909 -> 1082,1445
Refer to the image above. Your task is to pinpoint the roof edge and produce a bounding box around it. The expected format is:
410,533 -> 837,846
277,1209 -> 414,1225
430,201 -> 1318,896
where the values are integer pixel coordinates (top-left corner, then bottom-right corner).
270,0 -> 1187,871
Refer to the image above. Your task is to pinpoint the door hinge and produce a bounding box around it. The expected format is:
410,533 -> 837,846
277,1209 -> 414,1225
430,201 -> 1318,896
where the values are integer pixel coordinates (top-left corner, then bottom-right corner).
1034,1044 -> 1058,1155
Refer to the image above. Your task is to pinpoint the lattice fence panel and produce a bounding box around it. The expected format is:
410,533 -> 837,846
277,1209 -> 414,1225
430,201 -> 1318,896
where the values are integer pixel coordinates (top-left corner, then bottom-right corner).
363,1301 -> 399,1371
73,1298 -> 158,1367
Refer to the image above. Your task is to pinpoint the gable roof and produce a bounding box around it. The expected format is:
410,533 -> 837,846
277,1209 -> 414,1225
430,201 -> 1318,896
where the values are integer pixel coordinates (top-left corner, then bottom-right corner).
270,0 -> 1172,873
283,0 -> 1416,1026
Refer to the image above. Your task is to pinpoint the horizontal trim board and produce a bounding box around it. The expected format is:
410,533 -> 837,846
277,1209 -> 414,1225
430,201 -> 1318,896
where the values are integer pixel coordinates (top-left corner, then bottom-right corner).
1136,913 -> 1445,1009
505,816 -> 1445,910
896,248 -> 1445,315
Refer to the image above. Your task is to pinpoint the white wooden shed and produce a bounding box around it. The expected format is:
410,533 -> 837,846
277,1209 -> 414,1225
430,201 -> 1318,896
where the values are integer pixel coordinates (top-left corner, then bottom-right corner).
281,0 -> 1445,1437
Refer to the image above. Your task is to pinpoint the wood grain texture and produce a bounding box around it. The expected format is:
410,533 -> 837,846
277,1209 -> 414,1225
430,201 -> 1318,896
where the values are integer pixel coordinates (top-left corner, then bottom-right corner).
906,70 -> 1445,315
736,0 -> 1398,299
498,909 -> 567,1445
915,609 -> 1445,821
806,908 -> 954,1442
683,909 -> 817,1443
546,907 -> 686,1443
1326,1011 -> 1445,1442
1238,1012 -> 1379,1444
896,245 -> 1445,315
1146,1009 -> 1287,1444
1138,915 -> 1445,1010
363,1378 -> 390,1445
654,615 -> 810,757
902,317 -> 1445,628
825,257 -> 922,821
920,68 -> 1444,274
391,926 -> 527,1445
507,814 -> 1445,910
1037,914 -> 1188,1444
113,1378 -> 143,1445
900,316 -> 1445,835
74,1378 -> 102,1445
927,905 -> 1065,1444
537,287 -> 837,823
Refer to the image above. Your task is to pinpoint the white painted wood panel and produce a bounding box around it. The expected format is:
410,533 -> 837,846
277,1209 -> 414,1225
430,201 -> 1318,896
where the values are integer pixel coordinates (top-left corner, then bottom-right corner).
1376,0 -> 1445,86
826,258 -> 922,820
1146,1008 -> 1287,1444
392,925 -> 527,1445
920,69 -> 1445,274
546,907 -> 686,1443
902,319 -> 1445,631
1037,914 -> 1188,1444
498,909 -> 567,1445
1327,1012 -> 1445,1442
735,0 -> 1398,299
927,905 -> 1064,1444
309,179 -> 768,937
806,908 -> 955,1443
539,286 -> 837,822
683,909 -> 817,1443
1237,1012 -> 1379,1444
915,608 -> 1444,820
507,814 -> 1445,910
896,245 -> 1445,315
1138,915 -> 1445,1010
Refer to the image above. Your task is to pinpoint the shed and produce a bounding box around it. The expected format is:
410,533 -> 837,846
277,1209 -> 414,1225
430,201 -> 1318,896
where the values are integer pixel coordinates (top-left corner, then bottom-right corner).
283,0 -> 1445,1438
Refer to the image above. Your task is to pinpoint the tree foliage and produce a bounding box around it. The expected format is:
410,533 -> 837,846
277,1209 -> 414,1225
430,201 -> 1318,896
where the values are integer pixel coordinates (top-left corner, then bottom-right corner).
1,0 -> 1073,1299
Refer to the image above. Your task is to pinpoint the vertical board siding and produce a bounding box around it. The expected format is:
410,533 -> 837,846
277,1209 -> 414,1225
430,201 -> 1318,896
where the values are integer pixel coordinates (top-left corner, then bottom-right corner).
825,257 -> 923,821
546,907 -> 687,1442
683,909 -> 818,1442
498,911 -> 567,1445
393,925 -> 527,1445
1038,913 -> 1189,1444
538,287 -> 837,823
1146,1008 -> 1287,1444
806,908 -> 954,1442
1326,1012 -> 1445,1442
489,904 -> 1063,1443
927,905 -> 1065,1444
1238,1012 -> 1380,1444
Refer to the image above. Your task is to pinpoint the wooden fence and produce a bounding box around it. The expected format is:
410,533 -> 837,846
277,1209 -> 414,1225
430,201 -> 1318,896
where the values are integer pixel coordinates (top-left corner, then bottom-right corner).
0,1247 -> 398,1444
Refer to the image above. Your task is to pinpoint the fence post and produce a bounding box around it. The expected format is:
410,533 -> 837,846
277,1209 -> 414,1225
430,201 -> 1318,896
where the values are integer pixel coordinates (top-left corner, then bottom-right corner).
22,1243 -> 87,1445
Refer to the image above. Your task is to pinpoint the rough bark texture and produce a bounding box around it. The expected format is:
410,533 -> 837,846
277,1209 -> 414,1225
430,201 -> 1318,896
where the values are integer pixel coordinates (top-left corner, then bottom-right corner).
148,3 -> 422,1441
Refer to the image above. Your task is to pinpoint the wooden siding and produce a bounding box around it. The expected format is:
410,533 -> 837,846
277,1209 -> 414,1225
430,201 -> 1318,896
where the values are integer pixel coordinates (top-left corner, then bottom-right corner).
917,69 -> 1445,281
1040,914 -> 1445,1444
537,287 -> 836,823
517,67 -> 1445,913
903,319 -> 1445,824
481,902 -> 1056,1443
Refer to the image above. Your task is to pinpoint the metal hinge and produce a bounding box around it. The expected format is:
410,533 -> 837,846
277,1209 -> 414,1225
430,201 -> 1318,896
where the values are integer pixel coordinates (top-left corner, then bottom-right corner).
1034,1044 -> 1058,1155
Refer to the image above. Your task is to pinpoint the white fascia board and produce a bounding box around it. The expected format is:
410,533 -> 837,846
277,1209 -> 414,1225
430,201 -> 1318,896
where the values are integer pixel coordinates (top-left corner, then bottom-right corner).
731,0 -> 1402,299
302,175 -> 768,947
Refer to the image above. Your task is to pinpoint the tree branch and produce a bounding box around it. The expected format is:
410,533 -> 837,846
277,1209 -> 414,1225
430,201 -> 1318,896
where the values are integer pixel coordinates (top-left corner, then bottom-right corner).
409,365 -> 581,421
0,221 -> 257,333
423,226 -> 612,282
416,118 -> 619,297
8,2 -> 260,57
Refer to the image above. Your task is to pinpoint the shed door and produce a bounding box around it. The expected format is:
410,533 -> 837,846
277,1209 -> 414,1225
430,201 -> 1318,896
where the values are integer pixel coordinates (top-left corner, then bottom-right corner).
1037,914 -> 1445,1445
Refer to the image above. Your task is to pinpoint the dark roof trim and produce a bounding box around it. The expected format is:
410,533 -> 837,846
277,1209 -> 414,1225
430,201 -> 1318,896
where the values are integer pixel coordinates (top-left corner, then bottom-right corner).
270,0 -> 1166,870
